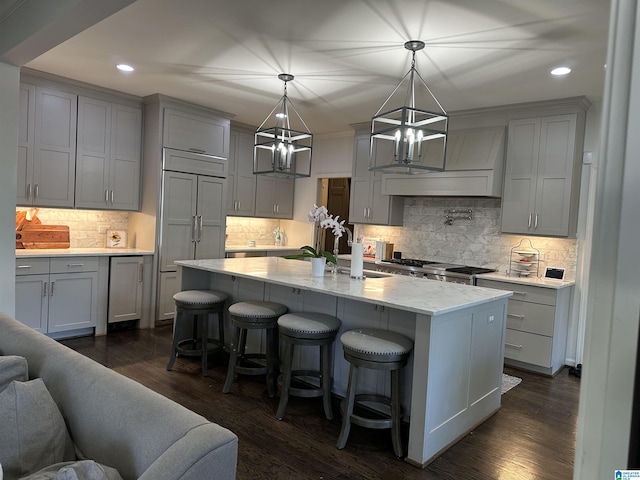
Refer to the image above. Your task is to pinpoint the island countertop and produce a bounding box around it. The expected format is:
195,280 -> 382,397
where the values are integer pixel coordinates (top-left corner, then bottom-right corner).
175,257 -> 512,317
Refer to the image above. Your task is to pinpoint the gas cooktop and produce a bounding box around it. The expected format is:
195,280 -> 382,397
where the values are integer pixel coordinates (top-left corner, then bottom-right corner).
380,258 -> 495,275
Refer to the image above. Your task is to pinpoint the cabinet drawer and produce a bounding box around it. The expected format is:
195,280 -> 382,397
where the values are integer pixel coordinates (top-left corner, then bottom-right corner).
506,299 -> 555,336
50,256 -> 99,273
163,148 -> 227,177
504,329 -> 552,368
477,279 -> 556,306
15,257 -> 50,275
163,109 -> 229,158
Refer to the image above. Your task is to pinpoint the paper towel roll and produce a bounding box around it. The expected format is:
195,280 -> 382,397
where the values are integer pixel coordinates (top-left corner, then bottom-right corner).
351,242 -> 364,278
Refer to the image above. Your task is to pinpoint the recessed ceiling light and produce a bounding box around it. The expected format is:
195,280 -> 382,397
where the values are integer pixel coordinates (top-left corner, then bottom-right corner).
116,64 -> 134,72
550,66 -> 571,76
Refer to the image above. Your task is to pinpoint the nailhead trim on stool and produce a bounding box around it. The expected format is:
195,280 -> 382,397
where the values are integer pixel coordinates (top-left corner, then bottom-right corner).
336,328 -> 413,457
223,301 -> 288,397
166,290 -> 228,376
276,312 -> 341,420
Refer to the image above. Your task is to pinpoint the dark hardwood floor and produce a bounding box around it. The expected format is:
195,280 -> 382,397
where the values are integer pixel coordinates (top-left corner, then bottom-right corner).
61,326 -> 581,480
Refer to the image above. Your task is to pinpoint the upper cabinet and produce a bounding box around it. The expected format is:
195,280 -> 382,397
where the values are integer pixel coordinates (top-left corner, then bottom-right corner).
349,132 -> 404,225
163,108 -> 229,158
227,127 -> 257,217
255,176 -> 294,219
501,113 -> 585,237
18,84 -> 77,208
75,96 -> 142,211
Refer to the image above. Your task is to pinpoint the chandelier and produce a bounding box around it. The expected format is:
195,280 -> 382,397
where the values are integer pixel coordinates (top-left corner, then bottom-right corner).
254,73 -> 312,178
369,40 -> 448,174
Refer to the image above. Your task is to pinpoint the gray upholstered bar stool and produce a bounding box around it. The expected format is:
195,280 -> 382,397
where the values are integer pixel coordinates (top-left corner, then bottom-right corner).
166,289 -> 228,376
223,300 -> 288,397
336,328 -> 413,457
276,312 -> 341,421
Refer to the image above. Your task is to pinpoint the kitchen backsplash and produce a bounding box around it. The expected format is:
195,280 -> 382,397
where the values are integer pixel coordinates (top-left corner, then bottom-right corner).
16,208 -> 129,248
360,197 -> 578,279
226,217 -> 282,246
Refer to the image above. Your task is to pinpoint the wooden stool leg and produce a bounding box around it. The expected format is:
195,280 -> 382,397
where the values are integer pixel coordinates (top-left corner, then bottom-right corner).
321,343 -> 333,420
337,364 -> 358,449
276,340 -> 294,420
223,324 -> 241,393
265,327 -> 277,397
166,311 -> 182,371
391,369 -> 402,457
200,314 -> 209,377
217,311 -> 225,350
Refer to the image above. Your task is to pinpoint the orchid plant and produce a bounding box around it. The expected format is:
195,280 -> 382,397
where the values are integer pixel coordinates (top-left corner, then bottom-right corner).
284,204 -> 346,265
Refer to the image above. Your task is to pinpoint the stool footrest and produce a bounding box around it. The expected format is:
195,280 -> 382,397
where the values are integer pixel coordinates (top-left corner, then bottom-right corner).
282,369 -> 325,399
341,394 -> 395,430
176,338 -> 224,357
234,354 -> 269,376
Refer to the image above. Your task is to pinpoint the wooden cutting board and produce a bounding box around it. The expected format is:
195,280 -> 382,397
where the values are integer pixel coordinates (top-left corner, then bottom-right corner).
16,225 -> 70,249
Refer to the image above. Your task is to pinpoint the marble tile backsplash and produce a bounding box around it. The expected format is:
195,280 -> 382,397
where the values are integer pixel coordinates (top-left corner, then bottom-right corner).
360,197 -> 578,279
16,208 -> 129,248
226,217 -> 282,246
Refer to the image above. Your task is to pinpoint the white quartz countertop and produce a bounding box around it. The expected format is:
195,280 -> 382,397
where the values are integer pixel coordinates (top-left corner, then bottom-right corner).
225,245 -> 302,253
176,257 -> 512,317
477,271 -> 575,289
16,248 -> 154,257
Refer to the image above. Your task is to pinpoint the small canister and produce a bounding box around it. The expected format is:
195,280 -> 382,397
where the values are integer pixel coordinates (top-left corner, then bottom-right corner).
384,243 -> 394,260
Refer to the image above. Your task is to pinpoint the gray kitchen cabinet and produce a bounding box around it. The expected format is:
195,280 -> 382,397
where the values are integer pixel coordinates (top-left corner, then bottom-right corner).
163,108 -> 229,158
476,278 -> 571,376
501,114 -> 584,237
17,85 -> 77,208
255,176 -> 294,219
349,131 -> 403,225
108,256 -> 144,324
15,256 -> 98,335
227,127 -> 256,216
75,96 -> 142,211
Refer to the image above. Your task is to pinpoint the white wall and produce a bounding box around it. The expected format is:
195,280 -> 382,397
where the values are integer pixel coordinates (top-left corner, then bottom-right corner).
0,62 -> 19,315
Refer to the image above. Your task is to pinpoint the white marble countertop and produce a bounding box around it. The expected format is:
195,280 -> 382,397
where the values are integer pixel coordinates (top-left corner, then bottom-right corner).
16,248 -> 154,257
176,257 -> 511,317
225,245 -> 302,253
477,271 -> 575,289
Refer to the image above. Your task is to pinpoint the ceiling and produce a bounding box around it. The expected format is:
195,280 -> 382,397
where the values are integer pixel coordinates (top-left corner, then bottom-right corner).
22,0 -> 611,134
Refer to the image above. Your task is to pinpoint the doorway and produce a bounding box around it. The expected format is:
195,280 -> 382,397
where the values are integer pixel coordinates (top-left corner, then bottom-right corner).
318,178 -> 352,254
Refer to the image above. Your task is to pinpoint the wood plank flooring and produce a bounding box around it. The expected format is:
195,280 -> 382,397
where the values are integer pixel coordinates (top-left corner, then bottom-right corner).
61,326 -> 581,479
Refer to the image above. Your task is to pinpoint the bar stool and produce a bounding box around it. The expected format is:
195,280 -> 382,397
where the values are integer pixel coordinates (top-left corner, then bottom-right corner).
336,328 -> 413,457
223,300 -> 288,397
276,312 -> 341,421
166,289 -> 228,376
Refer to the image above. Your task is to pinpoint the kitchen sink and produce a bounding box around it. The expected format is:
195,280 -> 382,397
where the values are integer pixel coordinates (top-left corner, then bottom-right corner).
335,267 -> 392,279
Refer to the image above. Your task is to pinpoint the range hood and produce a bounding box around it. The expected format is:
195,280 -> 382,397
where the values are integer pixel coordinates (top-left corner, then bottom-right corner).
381,126 -> 506,197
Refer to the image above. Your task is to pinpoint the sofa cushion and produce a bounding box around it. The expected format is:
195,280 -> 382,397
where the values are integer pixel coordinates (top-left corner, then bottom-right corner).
0,379 -> 75,480
19,460 -> 123,480
0,355 -> 28,392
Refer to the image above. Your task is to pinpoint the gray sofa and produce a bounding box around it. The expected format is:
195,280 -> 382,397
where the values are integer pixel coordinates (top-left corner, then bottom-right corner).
0,312 -> 238,480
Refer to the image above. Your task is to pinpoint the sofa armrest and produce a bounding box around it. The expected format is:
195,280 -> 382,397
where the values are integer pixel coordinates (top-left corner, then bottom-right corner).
138,424 -> 237,480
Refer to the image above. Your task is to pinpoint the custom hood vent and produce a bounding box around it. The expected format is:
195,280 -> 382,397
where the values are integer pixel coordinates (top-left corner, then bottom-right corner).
381,126 -> 506,197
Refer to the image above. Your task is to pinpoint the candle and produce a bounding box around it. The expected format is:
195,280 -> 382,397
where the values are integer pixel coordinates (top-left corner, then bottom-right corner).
351,242 -> 364,278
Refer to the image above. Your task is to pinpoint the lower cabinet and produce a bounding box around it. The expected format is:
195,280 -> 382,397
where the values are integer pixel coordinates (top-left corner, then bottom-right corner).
158,271 -> 181,323
108,256 -> 143,324
476,278 -> 572,375
15,256 -> 98,335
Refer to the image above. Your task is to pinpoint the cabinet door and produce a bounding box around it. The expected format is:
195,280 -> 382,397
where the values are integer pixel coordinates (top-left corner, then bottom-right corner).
47,272 -> 98,332
158,271 -> 180,321
349,178 -> 371,223
196,175 -> 226,260
110,104 -> 142,211
227,130 -> 256,216
75,96 -> 111,209
163,108 -> 229,158
15,274 -> 48,332
108,256 -> 143,323
273,178 -> 294,219
160,171 -> 197,271
369,177 -> 391,225
17,83 -> 35,206
255,176 -> 276,217
501,118 -> 540,234
534,115 -> 577,236
33,87 -> 77,208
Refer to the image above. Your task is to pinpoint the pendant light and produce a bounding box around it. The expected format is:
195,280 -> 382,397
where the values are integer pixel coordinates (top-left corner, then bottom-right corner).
254,73 -> 312,178
369,40 -> 448,174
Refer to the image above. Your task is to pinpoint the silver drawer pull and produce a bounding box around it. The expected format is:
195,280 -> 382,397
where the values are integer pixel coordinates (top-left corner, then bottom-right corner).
505,343 -> 523,349
43,282 -> 47,297
188,147 -> 206,154
16,265 -> 31,269
513,291 -> 526,296
68,263 -> 84,267
507,313 -> 525,319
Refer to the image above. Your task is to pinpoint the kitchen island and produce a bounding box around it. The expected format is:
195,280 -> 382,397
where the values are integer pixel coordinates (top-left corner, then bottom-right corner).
176,257 -> 511,467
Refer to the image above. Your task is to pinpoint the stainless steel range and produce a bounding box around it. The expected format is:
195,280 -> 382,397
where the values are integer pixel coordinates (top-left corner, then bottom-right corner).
374,258 -> 495,285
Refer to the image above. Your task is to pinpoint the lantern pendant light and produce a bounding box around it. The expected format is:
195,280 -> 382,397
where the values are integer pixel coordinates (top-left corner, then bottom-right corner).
254,73 -> 313,178
369,40 -> 448,174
